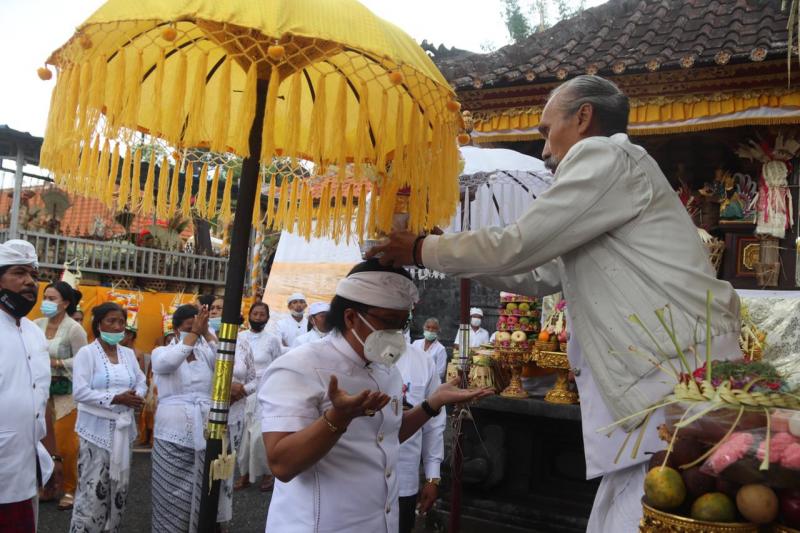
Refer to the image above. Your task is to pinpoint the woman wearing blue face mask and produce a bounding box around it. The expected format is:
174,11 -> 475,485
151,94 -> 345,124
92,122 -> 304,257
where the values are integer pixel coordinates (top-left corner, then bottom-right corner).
70,302 -> 146,532
34,281 -> 87,509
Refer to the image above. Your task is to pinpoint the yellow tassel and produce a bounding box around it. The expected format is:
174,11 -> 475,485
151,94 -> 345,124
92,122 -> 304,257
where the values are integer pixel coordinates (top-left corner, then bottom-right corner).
344,184 -> 355,242
356,183 -> 368,240
95,140 -> 111,201
168,155 -> 181,218
117,146 -> 132,211
156,155 -> 170,219
130,148 -> 142,212
353,81 -> 371,179
284,74 -> 303,164
152,49 -> 166,138
75,138 -> 92,196
210,57 -> 231,154
220,170 -> 233,227
164,52 -> 188,147
234,61 -> 258,157
260,66 -> 281,165
316,182 -> 331,238
307,74 -> 328,170
181,161 -> 194,220
392,96 -> 406,187
329,76 -> 349,175
86,139 -> 100,196
124,50 -> 144,133
142,150 -> 157,215
61,66 -> 81,144
196,163 -> 208,217
331,183 -> 343,242
302,183 -> 314,238
273,179 -> 289,230
105,143 -> 120,208
105,51 -> 126,138
375,90 -> 390,175
265,176 -> 275,229
285,178 -> 300,233
208,166 -> 220,216
87,55 -> 107,120
367,183 -> 378,237
77,62 -> 92,141
184,51 -> 208,148
252,170 -> 263,226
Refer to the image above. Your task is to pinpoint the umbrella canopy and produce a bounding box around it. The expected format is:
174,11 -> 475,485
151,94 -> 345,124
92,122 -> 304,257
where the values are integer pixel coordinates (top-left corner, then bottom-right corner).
39,0 -> 462,238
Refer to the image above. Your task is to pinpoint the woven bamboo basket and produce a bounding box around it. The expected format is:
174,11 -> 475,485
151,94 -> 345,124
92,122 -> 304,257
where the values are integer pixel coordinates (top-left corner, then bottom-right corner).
139,278 -> 168,292
534,339 -> 558,352
107,275 -> 135,289
672,380 -> 800,410
640,501 -> 758,532
704,238 -> 725,274
559,341 -> 568,352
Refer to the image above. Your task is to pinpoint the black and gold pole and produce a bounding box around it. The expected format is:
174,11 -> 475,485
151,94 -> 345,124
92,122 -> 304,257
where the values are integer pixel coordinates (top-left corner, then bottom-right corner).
197,76 -> 268,532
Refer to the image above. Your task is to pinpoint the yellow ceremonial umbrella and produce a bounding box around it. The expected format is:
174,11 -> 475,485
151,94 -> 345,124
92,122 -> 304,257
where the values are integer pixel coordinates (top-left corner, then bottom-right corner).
38,0 -> 463,528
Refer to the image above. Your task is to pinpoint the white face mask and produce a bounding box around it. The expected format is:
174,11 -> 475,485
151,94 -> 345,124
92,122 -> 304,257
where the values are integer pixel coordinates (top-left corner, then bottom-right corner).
352,313 -> 407,367
470,317 -> 482,327
291,310 -> 305,319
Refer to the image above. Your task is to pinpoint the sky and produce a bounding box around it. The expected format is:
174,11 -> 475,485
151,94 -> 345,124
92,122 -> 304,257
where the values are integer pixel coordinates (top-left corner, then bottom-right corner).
0,0 -> 600,139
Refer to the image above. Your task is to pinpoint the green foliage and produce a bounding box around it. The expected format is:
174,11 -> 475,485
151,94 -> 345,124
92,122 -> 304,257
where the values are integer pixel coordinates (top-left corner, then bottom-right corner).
501,0 -> 587,43
502,0 -> 533,42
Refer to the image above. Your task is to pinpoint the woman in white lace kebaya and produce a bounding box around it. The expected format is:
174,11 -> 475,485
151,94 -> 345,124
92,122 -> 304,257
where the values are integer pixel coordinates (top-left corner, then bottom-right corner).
69,302 -> 146,533
150,304 -> 217,533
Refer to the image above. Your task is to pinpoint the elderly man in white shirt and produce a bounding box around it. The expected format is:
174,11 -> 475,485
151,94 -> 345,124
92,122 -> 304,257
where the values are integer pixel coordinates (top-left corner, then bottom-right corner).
259,260 -> 491,533
396,341 -> 446,533
0,240 -> 59,532
291,301 -> 331,348
369,75 -> 741,532
411,317 -> 448,381
274,292 -> 308,348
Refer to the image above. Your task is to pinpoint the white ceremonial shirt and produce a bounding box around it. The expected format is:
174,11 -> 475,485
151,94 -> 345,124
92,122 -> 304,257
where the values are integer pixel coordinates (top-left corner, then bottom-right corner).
275,316 -> 308,348
238,329 -> 283,381
291,328 -> 328,348
230,337 -> 257,427
73,341 -> 147,450
151,338 -> 216,449
0,310 -> 51,504
396,344 -> 445,497
260,334 -> 403,533
411,339 -> 447,381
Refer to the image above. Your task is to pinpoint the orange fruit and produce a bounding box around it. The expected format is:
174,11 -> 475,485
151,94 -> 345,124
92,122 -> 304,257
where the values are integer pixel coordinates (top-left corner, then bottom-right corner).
267,45 -> 286,60
537,330 -> 550,342
389,71 -> 404,85
457,133 -> 471,145
162,27 -> 178,41
644,466 -> 686,511
37,67 -> 53,81
691,492 -> 737,522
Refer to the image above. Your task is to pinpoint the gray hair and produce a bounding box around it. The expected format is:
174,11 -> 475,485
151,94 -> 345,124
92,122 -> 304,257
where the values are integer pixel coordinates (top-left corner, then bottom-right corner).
424,317 -> 440,328
549,75 -> 629,136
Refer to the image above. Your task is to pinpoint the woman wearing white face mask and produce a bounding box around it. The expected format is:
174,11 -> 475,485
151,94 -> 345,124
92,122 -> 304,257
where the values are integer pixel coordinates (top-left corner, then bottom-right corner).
70,302 -> 146,532
291,301 -> 331,348
150,304 -> 218,533
35,281 -> 88,509
259,260 -> 493,533
411,318 -> 448,382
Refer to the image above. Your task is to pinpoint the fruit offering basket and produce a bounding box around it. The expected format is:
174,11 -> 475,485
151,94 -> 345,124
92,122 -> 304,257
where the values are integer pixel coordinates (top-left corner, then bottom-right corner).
496,292 -> 541,349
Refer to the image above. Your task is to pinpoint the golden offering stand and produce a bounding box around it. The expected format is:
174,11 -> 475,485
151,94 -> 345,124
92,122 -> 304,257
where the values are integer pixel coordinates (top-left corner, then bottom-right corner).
497,347 -> 529,399
534,348 -> 579,404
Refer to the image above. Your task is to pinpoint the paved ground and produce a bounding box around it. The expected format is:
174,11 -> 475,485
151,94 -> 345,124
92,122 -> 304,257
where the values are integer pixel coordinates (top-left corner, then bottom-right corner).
38,450 -> 272,533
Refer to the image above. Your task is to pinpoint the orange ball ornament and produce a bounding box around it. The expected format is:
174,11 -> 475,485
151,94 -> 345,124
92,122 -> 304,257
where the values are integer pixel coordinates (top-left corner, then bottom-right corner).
162,26 -> 178,41
389,71 -> 404,85
267,44 -> 286,60
457,133 -> 471,145
446,100 -> 461,112
538,331 -> 550,342
37,67 -> 53,81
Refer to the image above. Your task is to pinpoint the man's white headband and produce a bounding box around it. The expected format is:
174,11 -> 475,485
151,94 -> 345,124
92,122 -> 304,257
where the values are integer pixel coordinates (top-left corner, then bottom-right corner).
335,271 -> 419,311
0,240 -> 38,269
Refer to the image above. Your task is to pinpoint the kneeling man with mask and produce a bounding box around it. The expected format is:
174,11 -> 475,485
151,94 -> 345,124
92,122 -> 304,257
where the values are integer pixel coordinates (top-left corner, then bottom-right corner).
259,260 -> 492,533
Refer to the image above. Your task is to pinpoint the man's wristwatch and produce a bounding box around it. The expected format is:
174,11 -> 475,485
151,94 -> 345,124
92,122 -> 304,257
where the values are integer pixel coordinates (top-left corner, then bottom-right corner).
425,478 -> 441,486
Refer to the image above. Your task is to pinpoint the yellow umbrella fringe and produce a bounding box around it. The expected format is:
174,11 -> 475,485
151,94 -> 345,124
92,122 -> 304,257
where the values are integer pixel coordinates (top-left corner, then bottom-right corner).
123,50 -> 144,133
312,182 -> 326,238
95,140 -> 111,201
208,165 -> 220,217
234,61 -> 258,158
61,66 -> 80,147
164,52 -> 188,148
195,162 -> 208,217
252,170 -> 263,226
130,148 -> 142,212
273,179 -> 289,230
86,139 -> 100,196
152,49 -> 166,138
285,178 -> 300,233
220,170 -> 233,227
329,76 -> 348,175
87,55 -> 106,128
74,138 -> 92,197
265,176 -> 275,229
302,183 -> 314,238
330,182 -> 342,241
43,68 -> 66,159
284,74 -> 303,164
105,143 -> 120,208
307,74 -> 328,171
76,62 -> 92,141
353,81 -> 370,180
344,184 -> 355,242
210,58 -> 231,154
184,51 -> 208,148
260,66 -> 281,165
356,184 -> 368,241
156,155 -> 170,219
181,161 -> 194,220
168,155 -> 181,218
392,97 -> 406,192
295,181 -> 306,236
117,146 -> 132,211
141,150 -> 156,215
367,186 -> 379,237
105,50 -> 126,139
375,90 -> 389,175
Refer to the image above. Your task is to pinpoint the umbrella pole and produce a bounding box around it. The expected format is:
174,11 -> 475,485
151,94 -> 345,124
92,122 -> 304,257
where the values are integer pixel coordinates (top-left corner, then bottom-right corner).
449,277 -> 470,533
197,78 -> 268,532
